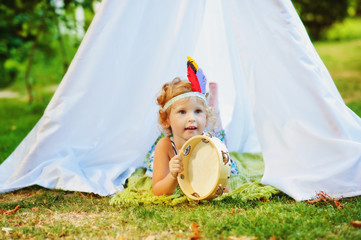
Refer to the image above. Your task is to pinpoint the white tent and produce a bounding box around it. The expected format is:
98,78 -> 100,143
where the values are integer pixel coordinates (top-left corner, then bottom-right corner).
1,0 -> 361,201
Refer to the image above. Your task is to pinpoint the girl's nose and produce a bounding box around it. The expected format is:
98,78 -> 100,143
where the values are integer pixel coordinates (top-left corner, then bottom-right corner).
187,113 -> 196,122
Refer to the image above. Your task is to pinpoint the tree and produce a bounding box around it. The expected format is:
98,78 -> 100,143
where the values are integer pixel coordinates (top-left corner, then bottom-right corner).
0,1 -> 31,88
0,0 -> 99,103
292,0 -> 349,40
355,0 -> 361,16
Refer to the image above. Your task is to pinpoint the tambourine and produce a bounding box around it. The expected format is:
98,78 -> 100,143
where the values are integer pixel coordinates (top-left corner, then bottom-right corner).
177,133 -> 231,200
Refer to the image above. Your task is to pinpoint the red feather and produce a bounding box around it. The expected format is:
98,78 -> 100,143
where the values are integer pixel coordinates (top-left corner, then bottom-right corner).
187,65 -> 201,92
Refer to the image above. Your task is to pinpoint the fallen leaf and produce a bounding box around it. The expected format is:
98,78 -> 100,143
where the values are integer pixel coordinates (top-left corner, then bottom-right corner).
230,208 -> 235,214
78,192 -> 102,198
268,236 -> 276,240
2,227 -> 13,232
306,191 -> 342,209
32,207 -> 39,212
145,236 -> 156,240
350,221 -> 361,228
78,192 -> 86,197
190,222 -> 203,239
334,201 -> 342,210
228,236 -> 257,240
2,227 -> 13,236
90,192 -> 102,198
0,205 -> 20,215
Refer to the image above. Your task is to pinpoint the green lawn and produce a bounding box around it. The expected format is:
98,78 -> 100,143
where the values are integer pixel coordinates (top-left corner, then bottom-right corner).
1,38 -> 361,239
1,187 -> 361,239
315,39 -> 361,107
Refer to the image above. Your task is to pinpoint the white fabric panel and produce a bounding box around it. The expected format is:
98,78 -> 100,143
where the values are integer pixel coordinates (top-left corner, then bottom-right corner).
1,0 -> 360,200
0,0 -> 212,195
224,0 -> 361,200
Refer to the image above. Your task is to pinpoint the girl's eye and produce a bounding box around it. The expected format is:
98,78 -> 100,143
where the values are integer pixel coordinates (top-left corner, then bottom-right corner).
195,109 -> 203,114
178,110 -> 186,114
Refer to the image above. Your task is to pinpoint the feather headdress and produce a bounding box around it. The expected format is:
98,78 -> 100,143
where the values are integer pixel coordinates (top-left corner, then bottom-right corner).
162,57 -> 208,111
187,56 -> 207,94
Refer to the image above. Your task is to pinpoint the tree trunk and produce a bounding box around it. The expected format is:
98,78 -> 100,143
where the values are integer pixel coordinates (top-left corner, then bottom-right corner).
24,34 -> 39,104
356,0 -> 361,16
53,13 -> 69,72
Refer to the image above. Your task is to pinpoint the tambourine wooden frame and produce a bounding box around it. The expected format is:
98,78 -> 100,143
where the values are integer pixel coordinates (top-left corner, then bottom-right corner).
177,134 -> 231,200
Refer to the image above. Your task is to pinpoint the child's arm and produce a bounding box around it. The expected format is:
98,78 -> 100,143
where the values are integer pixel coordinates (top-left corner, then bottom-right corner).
152,138 -> 183,196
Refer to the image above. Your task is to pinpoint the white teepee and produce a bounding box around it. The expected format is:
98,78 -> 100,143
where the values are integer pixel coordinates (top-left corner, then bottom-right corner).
1,0 -> 361,201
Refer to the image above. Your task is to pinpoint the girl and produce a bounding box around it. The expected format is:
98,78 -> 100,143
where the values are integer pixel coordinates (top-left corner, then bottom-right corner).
147,58 -> 238,196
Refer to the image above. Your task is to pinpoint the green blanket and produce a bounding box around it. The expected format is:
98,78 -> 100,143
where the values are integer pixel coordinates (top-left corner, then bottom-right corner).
110,153 -> 279,206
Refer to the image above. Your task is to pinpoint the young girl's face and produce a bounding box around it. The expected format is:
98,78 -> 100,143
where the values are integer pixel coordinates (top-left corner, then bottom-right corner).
168,97 -> 208,144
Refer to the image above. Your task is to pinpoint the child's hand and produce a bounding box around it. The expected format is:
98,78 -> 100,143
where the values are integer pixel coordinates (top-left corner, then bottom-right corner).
169,155 -> 183,179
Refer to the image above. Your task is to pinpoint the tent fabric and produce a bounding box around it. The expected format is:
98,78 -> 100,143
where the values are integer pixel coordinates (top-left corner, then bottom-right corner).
1,0 -> 361,201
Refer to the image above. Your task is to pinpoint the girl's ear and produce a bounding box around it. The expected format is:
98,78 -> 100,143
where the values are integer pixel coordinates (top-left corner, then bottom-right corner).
164,118 -> 170,128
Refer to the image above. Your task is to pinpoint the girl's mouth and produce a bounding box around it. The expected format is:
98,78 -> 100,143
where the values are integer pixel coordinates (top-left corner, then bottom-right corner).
185,126 -> 197,131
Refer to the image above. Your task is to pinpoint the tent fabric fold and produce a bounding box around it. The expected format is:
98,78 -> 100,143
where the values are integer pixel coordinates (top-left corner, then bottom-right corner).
1,0 -> 361,201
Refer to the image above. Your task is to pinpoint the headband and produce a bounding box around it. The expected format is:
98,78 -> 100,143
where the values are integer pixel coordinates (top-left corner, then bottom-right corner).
162,92 -> 207,111
161,56 -> 208,111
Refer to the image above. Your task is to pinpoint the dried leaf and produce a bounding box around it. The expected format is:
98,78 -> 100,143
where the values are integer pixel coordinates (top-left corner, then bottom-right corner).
78,192 -> 102,198
145,236 -> 156,240
79,192 -> 86,197
1,227 -> 13,234
306,191 -> 342,209
90,192 -> 102,198
0,205 -> 20,215
268,236 -> 276,240
230,208 -> 235,214
190,222 -> 203,239
334,201 -> 342,210
32,207 -> 39,212
306,198 -> 322,204
350,221 -> 361,228
228,236 -> 257,240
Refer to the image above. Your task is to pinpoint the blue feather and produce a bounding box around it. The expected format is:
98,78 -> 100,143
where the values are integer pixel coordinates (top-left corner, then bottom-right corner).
196,68 -> 207,94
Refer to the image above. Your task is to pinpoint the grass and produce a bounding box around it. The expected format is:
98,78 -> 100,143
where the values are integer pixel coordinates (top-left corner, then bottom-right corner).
0,95 -> 52,162
314,39 -> 361,106
1,20 -> 361,239
1,187 -> 361,239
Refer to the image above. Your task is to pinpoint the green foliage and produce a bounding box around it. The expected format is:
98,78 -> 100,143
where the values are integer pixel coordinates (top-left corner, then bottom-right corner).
0,0 -> 99,90
0,0 -> 51,87
293,0 -> 349,40
325,17 -> 361,41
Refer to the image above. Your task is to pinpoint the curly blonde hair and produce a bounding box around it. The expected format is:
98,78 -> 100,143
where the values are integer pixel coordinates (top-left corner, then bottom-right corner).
157,77 -> 213,135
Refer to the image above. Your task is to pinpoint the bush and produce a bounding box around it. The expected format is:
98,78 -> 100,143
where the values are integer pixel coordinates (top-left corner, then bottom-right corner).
293,0 -> 349,41
325,18 -> 361,41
